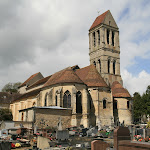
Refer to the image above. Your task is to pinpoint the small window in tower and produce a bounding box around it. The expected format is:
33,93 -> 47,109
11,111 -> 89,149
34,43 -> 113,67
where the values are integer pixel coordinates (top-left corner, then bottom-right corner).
103,99 -> 106,109
114,100 -> 117,109
93,32 -> 96,47
109,21 -> 111,26
107,29 -> 110,44
127,101 -> 129,109
112,31 -> 115,46
93,61 -> 96,67
98,59 -> 101,73
113,60 -> 116,74
97,30 -> 100,45
55,95 -> 57,106
108,59 -> 110,73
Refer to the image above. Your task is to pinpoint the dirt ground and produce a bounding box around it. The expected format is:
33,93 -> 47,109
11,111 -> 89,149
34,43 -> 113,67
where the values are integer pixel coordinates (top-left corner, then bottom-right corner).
11,146 -> 32,150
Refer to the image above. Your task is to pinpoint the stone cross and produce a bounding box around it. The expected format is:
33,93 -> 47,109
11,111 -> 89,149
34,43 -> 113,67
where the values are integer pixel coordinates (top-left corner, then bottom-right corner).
57,117 -> 62,131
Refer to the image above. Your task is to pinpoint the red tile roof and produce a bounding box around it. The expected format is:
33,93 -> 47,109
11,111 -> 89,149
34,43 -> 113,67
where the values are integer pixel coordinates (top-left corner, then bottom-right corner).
19,72 -> 40,87
111,81 -> 131,98
43,67 -> 84,87
76,65 -> 108,87
89,10 -> 109,30
27,75 -> 51,89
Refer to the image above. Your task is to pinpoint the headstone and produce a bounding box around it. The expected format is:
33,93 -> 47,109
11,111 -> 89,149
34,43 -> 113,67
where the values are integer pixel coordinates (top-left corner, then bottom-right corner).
56,130 -> 69,140
91,140 -> 109,150
114,126 -> 131,150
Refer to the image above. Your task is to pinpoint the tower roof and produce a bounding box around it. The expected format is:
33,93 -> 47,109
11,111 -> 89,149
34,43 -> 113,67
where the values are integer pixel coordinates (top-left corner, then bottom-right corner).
76,65 -> 108,87
89,10 -> 109,30
111,81 -> 131,98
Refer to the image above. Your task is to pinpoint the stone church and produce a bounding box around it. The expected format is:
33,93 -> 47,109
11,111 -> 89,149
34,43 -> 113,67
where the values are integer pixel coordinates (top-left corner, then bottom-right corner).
10,10 -> 132,129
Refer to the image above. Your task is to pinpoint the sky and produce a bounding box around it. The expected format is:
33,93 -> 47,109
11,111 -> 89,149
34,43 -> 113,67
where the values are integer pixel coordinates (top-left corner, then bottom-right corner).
0,0 -> 150,95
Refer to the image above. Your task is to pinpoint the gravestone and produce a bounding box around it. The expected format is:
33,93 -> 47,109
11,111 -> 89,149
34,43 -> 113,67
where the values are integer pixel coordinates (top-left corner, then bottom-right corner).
114,126 -> 131,150
56,130 -> 69,141
91,140 -> 109,150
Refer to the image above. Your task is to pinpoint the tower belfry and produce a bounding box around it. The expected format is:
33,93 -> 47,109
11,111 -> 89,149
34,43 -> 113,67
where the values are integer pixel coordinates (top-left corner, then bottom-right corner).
89,10 -> 122,86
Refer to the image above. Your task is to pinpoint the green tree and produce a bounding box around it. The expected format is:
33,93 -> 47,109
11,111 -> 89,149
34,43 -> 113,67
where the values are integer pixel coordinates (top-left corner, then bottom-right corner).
1,82 -> 21,93
133,92 -> 142,123
0,109 -> 13,121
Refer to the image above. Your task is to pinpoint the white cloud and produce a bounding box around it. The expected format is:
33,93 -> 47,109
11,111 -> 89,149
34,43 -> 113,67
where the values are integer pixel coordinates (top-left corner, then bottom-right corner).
0,0 -> 150,95
122,69 -> 150,95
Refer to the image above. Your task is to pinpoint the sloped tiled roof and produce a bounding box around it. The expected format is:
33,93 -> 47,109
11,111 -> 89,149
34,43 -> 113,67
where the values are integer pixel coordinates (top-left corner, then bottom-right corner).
89,10 -> 109,30
43,67 -> 84,88
19,72 -> 40,87
0,92 -> 21,104
111,81 -> 131,98
27,75 -> 51,89
76,65 -> 108,87
12,89 -> 41,103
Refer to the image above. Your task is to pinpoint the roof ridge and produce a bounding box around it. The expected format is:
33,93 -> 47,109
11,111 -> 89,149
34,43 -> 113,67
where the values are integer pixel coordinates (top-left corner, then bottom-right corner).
89,10 -> 109,30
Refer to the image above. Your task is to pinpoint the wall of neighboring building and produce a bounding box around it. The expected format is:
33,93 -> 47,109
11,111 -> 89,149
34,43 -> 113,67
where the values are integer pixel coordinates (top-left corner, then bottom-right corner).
35,108 -> 72,129
18,86 -> 26,94
10,96 -> 37,121
0,103 -> 9,109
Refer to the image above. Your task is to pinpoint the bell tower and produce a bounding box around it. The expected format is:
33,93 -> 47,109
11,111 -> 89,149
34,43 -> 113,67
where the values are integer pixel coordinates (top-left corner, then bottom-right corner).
89,10 -> 122,86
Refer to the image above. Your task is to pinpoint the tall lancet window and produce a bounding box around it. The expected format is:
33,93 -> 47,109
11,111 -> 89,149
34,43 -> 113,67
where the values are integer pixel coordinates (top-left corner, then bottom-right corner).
108,59 -> 110,73
55,94 -> 57,106
107,29 -> 110,44
97,30 -> 100,45
98,59 -> 101,73
63,90 -> 71,108
44,93 -> 48,106
93,32 -> 96,47
76,91 -> 82,113
112,31 -> 115,46
113,60 -> 116,74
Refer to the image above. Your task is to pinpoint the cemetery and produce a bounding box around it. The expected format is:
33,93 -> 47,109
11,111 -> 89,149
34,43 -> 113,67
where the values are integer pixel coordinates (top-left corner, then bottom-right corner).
0,118 -> 150,149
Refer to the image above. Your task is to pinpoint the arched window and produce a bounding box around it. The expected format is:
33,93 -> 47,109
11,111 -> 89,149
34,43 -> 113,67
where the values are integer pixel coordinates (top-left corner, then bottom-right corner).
98,59 -> 101,73
44,93 -> 48,106
93,32 -> 96,47
63,90 -> 71,108
113,100 -> 117,109
32,102 -> 36,107
103,99 -> 106,109
127,101 -> 129,109
112,31 -> 115,46
107,29 -> 110,44
113,60 -> 116,74
108,59 -> 110,73
21,113 -> 24,121
55,95 -> 57,106
93,61 -> 96,67
76,91 -> 82,113
97,30 -> 100,45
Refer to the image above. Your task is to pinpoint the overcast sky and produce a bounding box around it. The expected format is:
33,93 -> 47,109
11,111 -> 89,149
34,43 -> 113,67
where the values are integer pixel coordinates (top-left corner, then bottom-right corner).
0,0 -> 150,95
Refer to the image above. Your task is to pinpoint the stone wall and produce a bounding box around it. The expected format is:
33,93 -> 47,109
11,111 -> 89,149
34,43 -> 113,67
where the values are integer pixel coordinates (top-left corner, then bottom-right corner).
115,98 -> 132,125
35,108 -> 72,129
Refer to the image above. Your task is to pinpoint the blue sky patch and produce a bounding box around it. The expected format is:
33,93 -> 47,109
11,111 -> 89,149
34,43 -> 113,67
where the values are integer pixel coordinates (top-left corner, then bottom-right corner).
127,56 -> 150,75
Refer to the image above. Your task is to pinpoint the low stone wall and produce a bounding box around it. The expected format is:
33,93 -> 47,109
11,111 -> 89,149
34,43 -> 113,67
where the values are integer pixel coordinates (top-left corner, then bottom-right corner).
35,108 -> 72,129
14,121 -> 33,128
118,140 -> 150,150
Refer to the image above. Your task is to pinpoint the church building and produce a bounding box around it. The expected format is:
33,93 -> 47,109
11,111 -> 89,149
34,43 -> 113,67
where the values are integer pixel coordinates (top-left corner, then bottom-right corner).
10,10 -> 132,129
